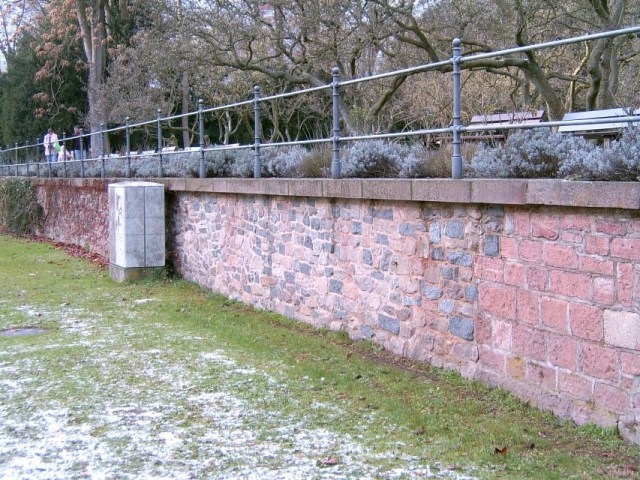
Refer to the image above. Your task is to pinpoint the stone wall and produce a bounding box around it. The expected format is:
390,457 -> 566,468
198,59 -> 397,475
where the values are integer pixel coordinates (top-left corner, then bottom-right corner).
16,176 -> 640,442
32,178 -> 110,255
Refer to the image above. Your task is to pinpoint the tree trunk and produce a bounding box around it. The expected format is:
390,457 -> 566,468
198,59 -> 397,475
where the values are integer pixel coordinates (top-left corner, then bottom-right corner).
77,0 -> 108,155
181,72 -> 191,148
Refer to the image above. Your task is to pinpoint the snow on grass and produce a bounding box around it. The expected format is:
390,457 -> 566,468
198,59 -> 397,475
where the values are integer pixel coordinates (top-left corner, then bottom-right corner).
0,303 -> 476,479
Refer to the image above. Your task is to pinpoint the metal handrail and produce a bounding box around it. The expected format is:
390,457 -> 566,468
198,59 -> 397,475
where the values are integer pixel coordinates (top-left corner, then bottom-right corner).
1,25 -> 639,179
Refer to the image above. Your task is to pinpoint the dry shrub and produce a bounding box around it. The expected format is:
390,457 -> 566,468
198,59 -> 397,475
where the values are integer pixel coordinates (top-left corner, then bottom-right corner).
298,145 -> 332,177
419,141 -> 479,177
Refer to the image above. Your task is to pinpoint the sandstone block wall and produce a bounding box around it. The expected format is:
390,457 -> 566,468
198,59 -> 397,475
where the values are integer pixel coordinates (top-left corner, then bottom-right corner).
168,189 -> 640,431
18,177 -> 640,440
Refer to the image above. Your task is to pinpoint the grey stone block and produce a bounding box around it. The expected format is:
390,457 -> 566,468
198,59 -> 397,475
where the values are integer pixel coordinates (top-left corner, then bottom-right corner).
448,251 -> 473,266
445,220 -> 464,239
378,314 -> 400,335
329,279 -> 343,294
485,235 -> 500,257
449,316 -> 474,341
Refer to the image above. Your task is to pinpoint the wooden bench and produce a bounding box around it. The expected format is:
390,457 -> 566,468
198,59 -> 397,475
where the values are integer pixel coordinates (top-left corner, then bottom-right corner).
558,108 -> 640,145
464,110 -> 547,143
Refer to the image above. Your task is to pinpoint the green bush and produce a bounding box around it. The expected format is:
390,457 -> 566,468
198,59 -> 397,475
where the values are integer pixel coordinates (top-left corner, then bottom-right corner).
0,178 -> 42,235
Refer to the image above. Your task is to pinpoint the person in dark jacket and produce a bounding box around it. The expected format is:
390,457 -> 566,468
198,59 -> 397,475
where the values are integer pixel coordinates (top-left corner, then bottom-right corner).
73,125 -> 88,160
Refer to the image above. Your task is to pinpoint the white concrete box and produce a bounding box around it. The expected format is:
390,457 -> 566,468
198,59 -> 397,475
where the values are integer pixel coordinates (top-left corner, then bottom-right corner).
108,182 -> 165,271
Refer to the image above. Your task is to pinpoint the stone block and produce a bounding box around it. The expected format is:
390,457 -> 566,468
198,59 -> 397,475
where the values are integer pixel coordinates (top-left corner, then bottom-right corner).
411,179 -> 470,203
378,314 -> 400,335
527,180 -> 640,210
449,316 -> 474,341
479,284 -> 516,320
322,180 -> 362,199
604,310 -> 640,349
288,179 -> 323,198
183,178 -> 213,192
362,179 -> 412,200
471,179 -> 527,205
445,220 -> 464,239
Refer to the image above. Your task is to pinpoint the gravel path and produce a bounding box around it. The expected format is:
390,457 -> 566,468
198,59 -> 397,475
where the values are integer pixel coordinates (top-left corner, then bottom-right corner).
0,302 -> 477,479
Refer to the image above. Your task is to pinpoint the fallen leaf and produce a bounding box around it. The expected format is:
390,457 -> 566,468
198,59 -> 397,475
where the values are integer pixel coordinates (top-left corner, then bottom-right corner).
346,351 -> 353,360
494,446 -> 509,455
317,457 -> 339,467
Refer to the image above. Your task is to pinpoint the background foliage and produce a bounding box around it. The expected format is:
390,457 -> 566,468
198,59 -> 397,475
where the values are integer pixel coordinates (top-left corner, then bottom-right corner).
0,0 -> 638,156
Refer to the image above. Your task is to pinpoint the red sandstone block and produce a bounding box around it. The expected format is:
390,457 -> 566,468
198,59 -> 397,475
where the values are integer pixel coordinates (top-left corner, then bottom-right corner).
561,232 -> 583,244
617,263 -> 633,306
541,296 -> 568,332
519,240 -> 544,263
544,244 -> 577,269
557,371 -> 593,401
506,356 -> 526,379
500,237 -> 518,259
525,362 -> 557,389
479,284 -> 517,320
512,324 -> 546,362
512,211 -> 531,236
474,257 -> 504,283
547,333 -> 577,370
492,319 -> 512,350
611,238 -> 640,261
531,213 -> 560,240
479,346 -> 507,373
581,343 -> 618,382
593,277 -> 615,306
549,270 -> 592,300
594,383 -> 629,413
595,219 -> 627,236
621,352 -> 640,376
585,236 -> 609,256
578,256 -> 614,276
526,266 -> 548,291
568,303 -> 603,341
517,289 -> 540,325
474,313 -> 492,344
504,262 -> 525,287
561,214 -> 591,232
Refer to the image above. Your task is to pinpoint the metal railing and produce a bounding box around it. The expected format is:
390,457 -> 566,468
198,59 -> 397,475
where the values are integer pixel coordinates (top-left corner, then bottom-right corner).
1,25 -> 640,180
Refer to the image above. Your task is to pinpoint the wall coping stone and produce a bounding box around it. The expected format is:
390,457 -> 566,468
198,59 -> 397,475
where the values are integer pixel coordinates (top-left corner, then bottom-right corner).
13,177 -> 640,210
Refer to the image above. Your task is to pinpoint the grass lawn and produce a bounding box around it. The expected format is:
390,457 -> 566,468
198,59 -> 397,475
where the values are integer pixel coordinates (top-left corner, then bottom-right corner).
0,234 -> 639,479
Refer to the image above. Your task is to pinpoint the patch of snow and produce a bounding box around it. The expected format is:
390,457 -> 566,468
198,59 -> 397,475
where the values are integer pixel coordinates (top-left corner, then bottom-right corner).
0,302 -> 478,480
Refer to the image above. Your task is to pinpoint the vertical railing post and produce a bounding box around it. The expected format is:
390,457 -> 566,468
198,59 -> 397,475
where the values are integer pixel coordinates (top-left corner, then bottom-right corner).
25,142 -> 30,177
14,143 -> 18,172
157,109 -> 163,178
198,100 -> 206,179
79,131 -> 85,178
331,67 -> 341,179
451,38 -> 463,179
47,140 -> 52,178
62,132 -> 67,178
36,137 -> 40,177
100,123 -> 106,179
35,137 -> 39,177
125,117 -> 131,178
253,86 -> 261,179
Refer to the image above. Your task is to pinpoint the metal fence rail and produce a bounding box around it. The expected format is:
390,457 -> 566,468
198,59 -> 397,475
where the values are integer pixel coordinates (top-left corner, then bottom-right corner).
1,25 -> 640,179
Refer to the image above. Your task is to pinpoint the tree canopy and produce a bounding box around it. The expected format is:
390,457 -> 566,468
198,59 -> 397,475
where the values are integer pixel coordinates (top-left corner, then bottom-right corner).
1,0 -> 638,149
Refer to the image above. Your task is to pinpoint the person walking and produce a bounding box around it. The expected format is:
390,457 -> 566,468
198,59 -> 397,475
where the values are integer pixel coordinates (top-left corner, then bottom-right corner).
43,128 -> 58,163
72,126 -> 87,160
